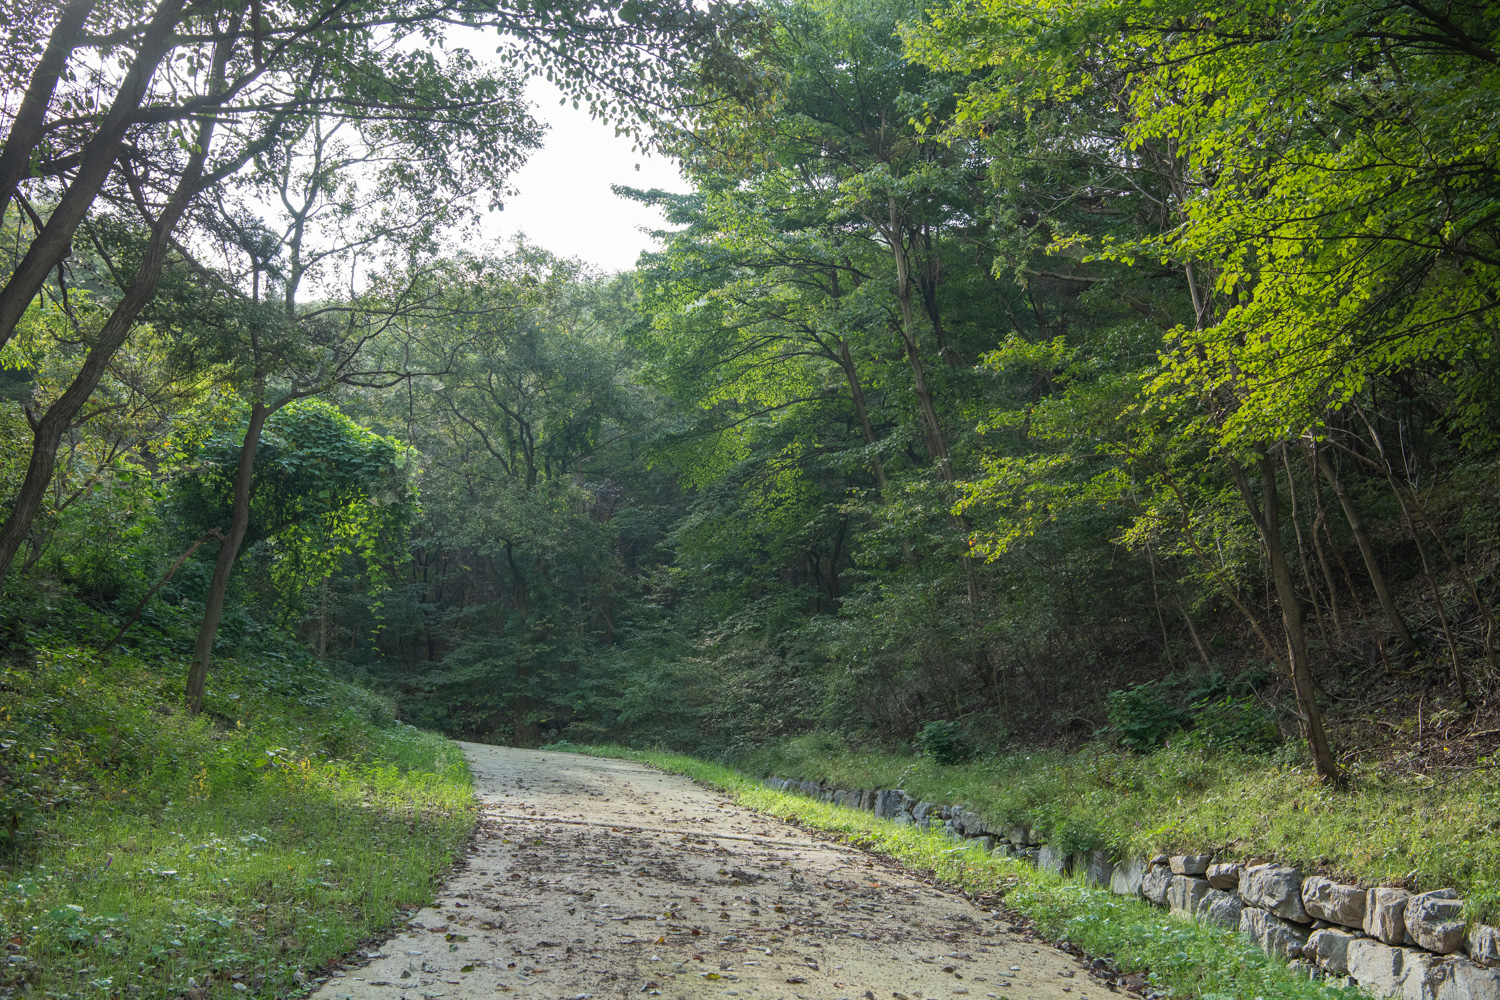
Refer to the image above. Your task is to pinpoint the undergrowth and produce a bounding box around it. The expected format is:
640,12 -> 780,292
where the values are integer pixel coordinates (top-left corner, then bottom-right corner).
563,743 -> 1382,1000
0,602 -> 473,1000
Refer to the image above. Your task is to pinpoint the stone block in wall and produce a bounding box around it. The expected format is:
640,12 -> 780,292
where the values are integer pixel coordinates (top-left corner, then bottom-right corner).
893,812 -> 914,827
1170,854 -> 1213,876
974,835 -> 995,852
1196,888 -> 1244,928
1469,925 -> 1500,969
1142,864 -> 1173,906
1018,846 -> 1041,866
1038,844 -> 1072,877
1303,876 -> 1367,929
913,801 -> 934,822
1207,863 -> 1242,891
1008,826 -> 1040,846
1347,938 -> 1409,997
1080,850 -> 1113,889
1167,875 -> 1211,918
1110,857 -> 1145,897
1307,927 -> 1363,975
1241,864 -> 1311,923
1401,950 -> 1457,1000
1406,889 -> 1466,954
874,789 -> 896,818
1366,888 -> 1413,945
1450,957 -> 1500,1000
1241,906 -> 1312,959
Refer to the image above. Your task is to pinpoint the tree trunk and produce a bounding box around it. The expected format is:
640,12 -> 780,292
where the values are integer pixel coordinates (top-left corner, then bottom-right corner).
887,205 -> 978,603
0,0 -> 186,351
1231,448 -> 1341,784
99,530 -> 219,655
838,338 -> 887,492
0,0 -> 99,219
1314,448 -> 1416,653
186,401 -> 269,714
0,97 -> 213,589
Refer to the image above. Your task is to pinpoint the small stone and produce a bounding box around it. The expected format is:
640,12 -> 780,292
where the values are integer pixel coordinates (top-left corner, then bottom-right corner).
1404,889 -> 1465,954
1240,907 -> 1312,959
1206,863 -> 1241,891
1080,850 -> 1113,889
1141,865 -> 1173,907
1453,957 -> 1500,1000
1169,854 -> 1212,876
1364,888 -> 1411,945
1038,845 -> 1072,877
957,810 -> 985,836
1167,876 -> 1211,918
1110,858 -> 1144,897
1469,925 -> 1500,968
1306,928 -> 1362,975
1240,864 -> 1310,923
1195,888 -> 1244,928
1302,876 -> 1367,929
1345,938 -> 1410,997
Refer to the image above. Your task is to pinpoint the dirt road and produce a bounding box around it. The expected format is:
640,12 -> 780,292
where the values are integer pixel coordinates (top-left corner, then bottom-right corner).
309,744 -> 1093,1000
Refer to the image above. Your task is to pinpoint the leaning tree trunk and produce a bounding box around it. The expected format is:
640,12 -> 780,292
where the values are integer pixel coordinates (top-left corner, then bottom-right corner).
1231,447 -> 1341,784
0,0 -> 186,351
838,338 -> 888,493
185,401 -> 268,714
1314,447 -> 1416,653
0,99 -> 214,591
0,0 -> 100,219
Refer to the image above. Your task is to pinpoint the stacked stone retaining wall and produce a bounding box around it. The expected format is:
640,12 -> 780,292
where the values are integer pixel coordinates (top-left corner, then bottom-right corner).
761,776 -> 1500,1000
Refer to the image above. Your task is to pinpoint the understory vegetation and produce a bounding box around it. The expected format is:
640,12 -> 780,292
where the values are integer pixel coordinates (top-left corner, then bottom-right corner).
0,593 -> 472,997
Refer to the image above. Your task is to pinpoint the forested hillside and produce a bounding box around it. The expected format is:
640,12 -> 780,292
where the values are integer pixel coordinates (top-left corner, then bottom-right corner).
4,0 -> 1500,836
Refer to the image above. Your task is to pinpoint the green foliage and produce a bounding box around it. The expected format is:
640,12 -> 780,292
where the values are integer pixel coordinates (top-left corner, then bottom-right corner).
915,719 -> 972,764
1104,682 -> 1188,752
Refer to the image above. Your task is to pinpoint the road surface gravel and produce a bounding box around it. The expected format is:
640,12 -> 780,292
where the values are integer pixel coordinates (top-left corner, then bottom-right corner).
309,743 -> 1094,1000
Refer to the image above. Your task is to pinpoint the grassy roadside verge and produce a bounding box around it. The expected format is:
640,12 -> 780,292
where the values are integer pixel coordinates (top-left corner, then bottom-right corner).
727,733 -> 1500,921
564,743 -> 1359,1000
1,643 -> 474,1000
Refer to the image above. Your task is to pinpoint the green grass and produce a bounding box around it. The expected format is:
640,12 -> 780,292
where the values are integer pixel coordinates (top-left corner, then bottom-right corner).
563,744 -> 1359,1000
712,731 -> 1500,923
1,643 -> 474,999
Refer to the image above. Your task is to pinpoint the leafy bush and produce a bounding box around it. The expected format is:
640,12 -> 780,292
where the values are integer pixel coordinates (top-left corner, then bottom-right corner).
915,720 -> 972,764
1188,695 -> 1280,752
1105,681 -> 1188,750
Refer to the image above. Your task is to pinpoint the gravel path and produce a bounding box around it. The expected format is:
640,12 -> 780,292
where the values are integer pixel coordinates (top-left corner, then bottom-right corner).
309,744 -> 1093,1000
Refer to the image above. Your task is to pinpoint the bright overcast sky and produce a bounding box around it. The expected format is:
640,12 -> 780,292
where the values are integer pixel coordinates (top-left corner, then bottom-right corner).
477,78 -> 691,274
